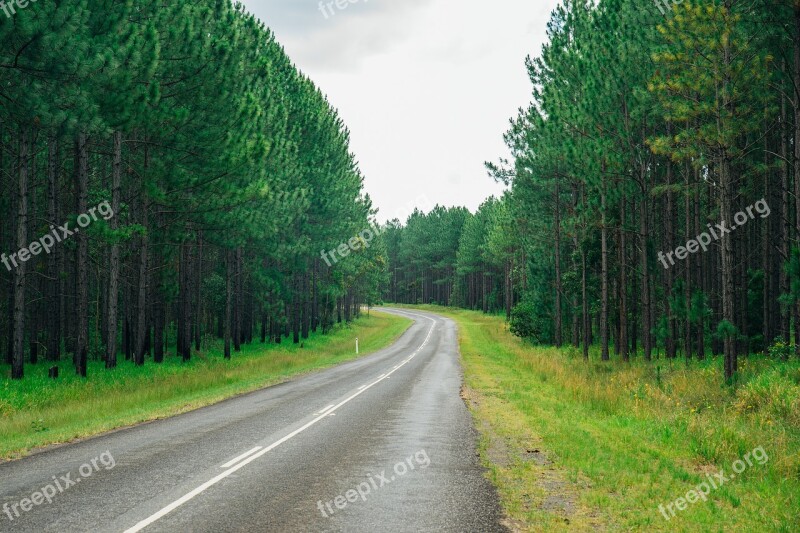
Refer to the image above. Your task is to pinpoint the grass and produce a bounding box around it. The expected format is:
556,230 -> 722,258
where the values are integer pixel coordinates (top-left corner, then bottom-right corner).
0,310 -> 411,461
401,305 -> 800,532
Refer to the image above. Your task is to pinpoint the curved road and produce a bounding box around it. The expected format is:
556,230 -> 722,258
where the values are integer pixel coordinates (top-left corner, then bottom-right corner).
0,309 -> 506,532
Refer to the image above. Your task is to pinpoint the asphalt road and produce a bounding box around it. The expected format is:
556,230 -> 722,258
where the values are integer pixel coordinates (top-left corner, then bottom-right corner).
0,308 -> 507,533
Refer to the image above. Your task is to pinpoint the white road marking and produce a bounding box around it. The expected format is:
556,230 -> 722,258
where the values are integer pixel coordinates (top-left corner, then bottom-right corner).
314,404 -> 335,416
219,447 -> 262,469
123,312 -> 436,533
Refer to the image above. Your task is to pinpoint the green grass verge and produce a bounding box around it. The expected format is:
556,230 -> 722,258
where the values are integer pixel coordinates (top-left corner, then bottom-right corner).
401,305 -> 800,532
0,310 -> 411,461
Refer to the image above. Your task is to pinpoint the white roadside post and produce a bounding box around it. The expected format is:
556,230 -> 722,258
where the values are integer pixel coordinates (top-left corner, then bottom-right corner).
356,337 -> 359,354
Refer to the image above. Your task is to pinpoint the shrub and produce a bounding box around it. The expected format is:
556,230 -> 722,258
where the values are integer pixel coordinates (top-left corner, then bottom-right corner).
509,300 -> 553,344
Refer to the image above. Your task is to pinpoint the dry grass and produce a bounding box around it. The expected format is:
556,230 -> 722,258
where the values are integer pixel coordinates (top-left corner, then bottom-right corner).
407,305 -> 800,532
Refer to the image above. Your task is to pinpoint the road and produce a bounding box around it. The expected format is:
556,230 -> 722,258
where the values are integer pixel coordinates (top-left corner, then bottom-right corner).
0,309 -> 507,532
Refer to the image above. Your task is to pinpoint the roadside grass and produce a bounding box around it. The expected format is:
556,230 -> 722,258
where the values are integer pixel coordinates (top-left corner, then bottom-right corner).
0,310 -> 411,461
402,305 -> 800,532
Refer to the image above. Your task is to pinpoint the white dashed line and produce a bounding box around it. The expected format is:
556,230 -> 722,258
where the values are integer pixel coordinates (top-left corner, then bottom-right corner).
314,404 -> 335,416
123,311 -> 436,533
219,447 -> 262,469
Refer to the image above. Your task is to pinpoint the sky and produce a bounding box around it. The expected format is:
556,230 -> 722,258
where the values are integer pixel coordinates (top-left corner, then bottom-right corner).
239,0 -> 560,222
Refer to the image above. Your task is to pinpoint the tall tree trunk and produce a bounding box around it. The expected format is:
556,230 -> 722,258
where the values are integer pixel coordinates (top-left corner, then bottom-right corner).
665,156 -> 677,359
781,86 -> 791,345
312,260 -> 318,333
505,260 -> 512,321
720,155 -> 737,382
260,310 -> 267,344
684,166 -> 693,360
721,11 -> 738,380
600,180 -> 609,361
153,241 -> 164,364
293,273 -> 301,344
694,176 -> 705,359
106,131 -> 121,368
234,247 -> 242,351
75,132 -> 89,378
181,242 -> 192,361
554,178 -> 563,346
794,4 -> 800,356
763,130 -> 772,353
620,199 -> 628,361
11,129 -> 29,380
302,271 -> 310,339
195,235 -> 203,352
580,184 -> 590,360
134,207 -> 148,366
224,249 -> 232,359
581,247 -> 589,360
28,145 -> 38,367
571,295 -> 579,347
46,136 -> 61,362
640,185 -> 652,361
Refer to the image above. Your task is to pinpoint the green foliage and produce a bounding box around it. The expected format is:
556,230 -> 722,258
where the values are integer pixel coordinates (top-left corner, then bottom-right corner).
446,307 -> 800,531
716,319 -> 738,339
0,0 -> 388,378
473,0 -> 792,385
509,299 -> 554,344
768,340 -> 793,361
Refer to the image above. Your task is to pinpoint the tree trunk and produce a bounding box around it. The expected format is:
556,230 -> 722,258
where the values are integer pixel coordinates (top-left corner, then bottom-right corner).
620,199 -> 628,361
224,249 -> 232,359
640,186 -> 652,360
600,180 -> 609,361
665,156 -> 677,359
11,129 -> 29,380
312,260 -> 319,332
234,247 -> 242,352
75,132 -> 89,378
293,273 -> 301,343
780,86 -> 790,345
794,4 -> 800,356
720,155 -> 737,382
153,245 -> 164,364
684,166 -> 693,360
505,260 -> 512,321
195,235 -> 203,352
581,247 -> 589,360
181,242 -> 192,361
554,178 -> 562,346
46,136 -> 61,362
106,131 -> 121,368
302,271 -> 310,339
694,176 -> 705,359
134,207 -> 148,366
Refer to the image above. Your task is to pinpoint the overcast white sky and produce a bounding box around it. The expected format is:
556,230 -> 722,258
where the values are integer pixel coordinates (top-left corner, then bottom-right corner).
239,0 -> 559,222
